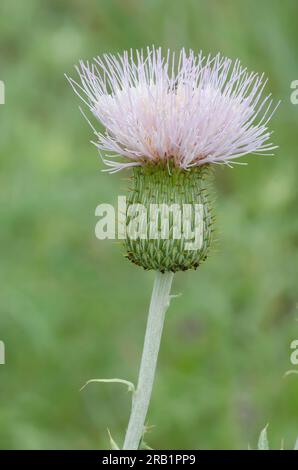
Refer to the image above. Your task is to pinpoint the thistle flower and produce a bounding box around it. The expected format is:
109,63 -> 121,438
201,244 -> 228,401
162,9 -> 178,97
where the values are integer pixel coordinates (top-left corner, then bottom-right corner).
68,46 -> 277,173
67,47 -> 278,450
67,47 -> 278,273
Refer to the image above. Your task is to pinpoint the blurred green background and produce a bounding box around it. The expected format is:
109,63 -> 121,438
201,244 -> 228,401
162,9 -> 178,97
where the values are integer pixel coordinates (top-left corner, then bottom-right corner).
0,0 -> 297,450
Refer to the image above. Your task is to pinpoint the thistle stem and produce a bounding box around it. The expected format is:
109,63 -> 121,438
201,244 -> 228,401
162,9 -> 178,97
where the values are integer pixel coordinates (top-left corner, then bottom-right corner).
123,271 -> 174,450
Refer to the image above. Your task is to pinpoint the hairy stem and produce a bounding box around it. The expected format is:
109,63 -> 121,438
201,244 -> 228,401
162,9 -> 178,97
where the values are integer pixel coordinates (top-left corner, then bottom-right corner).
123,271 -> 174,450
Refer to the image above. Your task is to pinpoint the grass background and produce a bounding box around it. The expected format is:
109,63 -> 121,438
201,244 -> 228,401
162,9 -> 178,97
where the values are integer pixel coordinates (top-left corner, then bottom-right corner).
0,0 -> 297,449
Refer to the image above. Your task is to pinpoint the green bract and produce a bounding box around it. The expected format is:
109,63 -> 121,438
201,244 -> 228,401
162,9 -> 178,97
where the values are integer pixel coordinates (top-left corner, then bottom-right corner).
124,164 -> 214,272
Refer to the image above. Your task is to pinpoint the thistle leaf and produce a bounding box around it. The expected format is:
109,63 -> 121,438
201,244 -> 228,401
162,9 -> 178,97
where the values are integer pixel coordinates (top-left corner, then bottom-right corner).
258,424 -> 269,450
139,440 -> 153,450
107,429 -> 120,450
80,378 -> 135,393
284,370 -> 298,377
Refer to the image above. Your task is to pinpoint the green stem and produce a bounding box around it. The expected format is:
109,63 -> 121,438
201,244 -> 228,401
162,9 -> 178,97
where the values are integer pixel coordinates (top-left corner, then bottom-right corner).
123,271 -> 174,450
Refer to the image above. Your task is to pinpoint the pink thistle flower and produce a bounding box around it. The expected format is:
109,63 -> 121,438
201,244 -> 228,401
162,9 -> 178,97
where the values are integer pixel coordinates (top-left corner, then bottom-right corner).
67,46 -> 278,173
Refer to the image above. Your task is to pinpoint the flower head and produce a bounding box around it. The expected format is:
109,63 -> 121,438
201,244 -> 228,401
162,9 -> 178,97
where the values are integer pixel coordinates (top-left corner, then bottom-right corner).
67,47 -> 278,173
